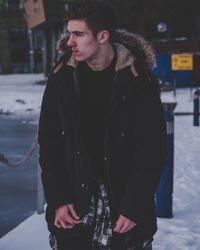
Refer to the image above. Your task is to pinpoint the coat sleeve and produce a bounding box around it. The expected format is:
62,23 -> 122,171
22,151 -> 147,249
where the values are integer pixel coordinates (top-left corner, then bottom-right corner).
118,77 -> 166,223
38,73 -> 72,211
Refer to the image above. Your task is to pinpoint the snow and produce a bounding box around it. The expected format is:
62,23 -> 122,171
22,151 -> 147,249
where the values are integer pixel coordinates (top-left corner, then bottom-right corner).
0,74 -> 200,250
0,74 -> 45,119
160,88 -> 195,113
153,115 -> 200,250
0,213 -> 50,250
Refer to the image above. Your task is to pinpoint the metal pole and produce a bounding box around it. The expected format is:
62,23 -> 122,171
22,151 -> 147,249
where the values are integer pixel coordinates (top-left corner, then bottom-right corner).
193,89 -> 200,126
37,146 -> 45,214
28,29 -> 35,73
156,110 -> 174,218
173,78 -> 176,98
190,87 -> 193,100
42,30 -> 47,77
51,30 -> 56,66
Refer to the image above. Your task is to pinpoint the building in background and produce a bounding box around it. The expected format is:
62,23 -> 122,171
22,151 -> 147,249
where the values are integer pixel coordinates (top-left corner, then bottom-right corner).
23,0 -> 71,75
0,0 -> 72,74
0,0 -> 29,74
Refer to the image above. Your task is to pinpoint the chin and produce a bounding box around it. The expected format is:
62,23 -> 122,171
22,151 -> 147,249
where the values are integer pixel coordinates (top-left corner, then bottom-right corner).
74,56 -> 86,62
74,54 -> 91,62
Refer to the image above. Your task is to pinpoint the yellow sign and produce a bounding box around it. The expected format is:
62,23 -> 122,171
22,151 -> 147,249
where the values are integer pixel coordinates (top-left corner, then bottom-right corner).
24,0 -> 46,29
171,54 -> 193,70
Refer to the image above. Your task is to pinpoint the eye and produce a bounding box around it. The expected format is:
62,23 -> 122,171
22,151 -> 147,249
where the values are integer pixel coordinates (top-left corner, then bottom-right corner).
66,31 -> 84,39
74,32 -> 84,37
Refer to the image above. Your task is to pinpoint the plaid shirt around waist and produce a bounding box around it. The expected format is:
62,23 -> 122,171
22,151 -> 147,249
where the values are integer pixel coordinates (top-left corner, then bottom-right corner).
49,181 -> 112,250
82,181 -> 112,250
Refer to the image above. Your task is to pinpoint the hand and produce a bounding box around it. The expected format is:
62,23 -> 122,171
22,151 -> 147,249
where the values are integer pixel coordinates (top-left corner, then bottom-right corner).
113,215 -> 136,234
54,204 -> 81,229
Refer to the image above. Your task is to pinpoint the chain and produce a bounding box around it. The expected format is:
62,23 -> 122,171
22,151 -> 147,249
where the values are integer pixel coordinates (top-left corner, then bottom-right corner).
0,133 -> 38,168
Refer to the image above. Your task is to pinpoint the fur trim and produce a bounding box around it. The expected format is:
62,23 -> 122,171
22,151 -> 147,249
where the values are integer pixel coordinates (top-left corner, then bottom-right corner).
114,43 -> 135,72
114,29 -> 155,69
56,33 -> 69,53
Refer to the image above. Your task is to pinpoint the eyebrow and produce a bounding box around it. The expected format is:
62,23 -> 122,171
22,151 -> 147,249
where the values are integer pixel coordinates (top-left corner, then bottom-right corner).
67,30 -> 85,35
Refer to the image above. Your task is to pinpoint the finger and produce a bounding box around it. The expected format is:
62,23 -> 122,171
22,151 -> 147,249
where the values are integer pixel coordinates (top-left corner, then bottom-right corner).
60,220 -> 74,229
113,217 -> 123,232
63,213 -> 77,225
54,219 -> 62,228
118,222 -> 129,234
125,222 -> 136,233
67,204 -> 80,220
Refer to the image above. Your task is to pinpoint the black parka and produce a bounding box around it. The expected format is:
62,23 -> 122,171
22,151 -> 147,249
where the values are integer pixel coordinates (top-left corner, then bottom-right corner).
38,30 -> 166,243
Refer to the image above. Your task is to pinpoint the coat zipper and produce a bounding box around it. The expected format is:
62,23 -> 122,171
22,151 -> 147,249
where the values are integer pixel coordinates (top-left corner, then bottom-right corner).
72,68 -> 81,173
104,72 -> 121,224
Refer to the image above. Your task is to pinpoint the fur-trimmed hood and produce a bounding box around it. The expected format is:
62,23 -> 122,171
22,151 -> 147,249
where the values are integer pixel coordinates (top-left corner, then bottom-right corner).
54,29 -> 155,75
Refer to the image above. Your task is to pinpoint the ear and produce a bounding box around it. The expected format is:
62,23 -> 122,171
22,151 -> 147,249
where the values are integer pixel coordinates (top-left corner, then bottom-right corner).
98,30 -> 110,44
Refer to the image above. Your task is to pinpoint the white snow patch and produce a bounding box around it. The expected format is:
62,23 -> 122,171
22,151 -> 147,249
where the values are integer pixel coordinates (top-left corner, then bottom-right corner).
153,115 -> 200,250
0,74 -> 46,119
160,88 -> 196,113
0,213 -> 50,250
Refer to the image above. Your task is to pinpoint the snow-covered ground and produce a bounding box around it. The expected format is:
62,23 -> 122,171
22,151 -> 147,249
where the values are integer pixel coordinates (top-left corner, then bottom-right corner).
0,74 -> 45,119
153,115 -> 200,250
0,213 -> 50,250
160,88 -> 195,113
0,74 -> 200,250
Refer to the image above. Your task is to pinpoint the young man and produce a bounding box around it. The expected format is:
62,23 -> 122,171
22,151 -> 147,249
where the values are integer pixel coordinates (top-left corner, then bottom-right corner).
38,1 -> 166,249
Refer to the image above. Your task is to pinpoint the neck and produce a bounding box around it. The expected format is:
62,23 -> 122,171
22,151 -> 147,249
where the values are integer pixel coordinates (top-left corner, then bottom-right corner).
86,43 -> 115,71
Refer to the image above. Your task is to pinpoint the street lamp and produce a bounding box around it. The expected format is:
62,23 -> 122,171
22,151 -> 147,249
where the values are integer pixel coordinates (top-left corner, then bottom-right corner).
157,22 -> 167,33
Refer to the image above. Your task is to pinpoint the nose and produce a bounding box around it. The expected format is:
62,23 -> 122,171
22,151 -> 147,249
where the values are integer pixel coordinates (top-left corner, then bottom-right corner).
67,34 -> 75,47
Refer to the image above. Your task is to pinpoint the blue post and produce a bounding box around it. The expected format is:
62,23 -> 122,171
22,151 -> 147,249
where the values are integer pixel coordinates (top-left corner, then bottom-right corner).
193,89 -> 200,127
156,110 -> 174,218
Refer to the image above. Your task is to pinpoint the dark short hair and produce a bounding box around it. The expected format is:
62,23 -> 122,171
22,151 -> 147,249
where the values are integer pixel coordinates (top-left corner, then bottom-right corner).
65,0 -> 116,42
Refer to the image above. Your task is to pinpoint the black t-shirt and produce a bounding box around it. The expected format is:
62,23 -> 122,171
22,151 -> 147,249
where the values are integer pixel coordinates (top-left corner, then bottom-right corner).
79,56 -> 116,179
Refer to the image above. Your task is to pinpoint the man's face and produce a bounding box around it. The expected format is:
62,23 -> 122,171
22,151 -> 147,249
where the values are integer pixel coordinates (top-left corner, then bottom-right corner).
67,20 -> 101,62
